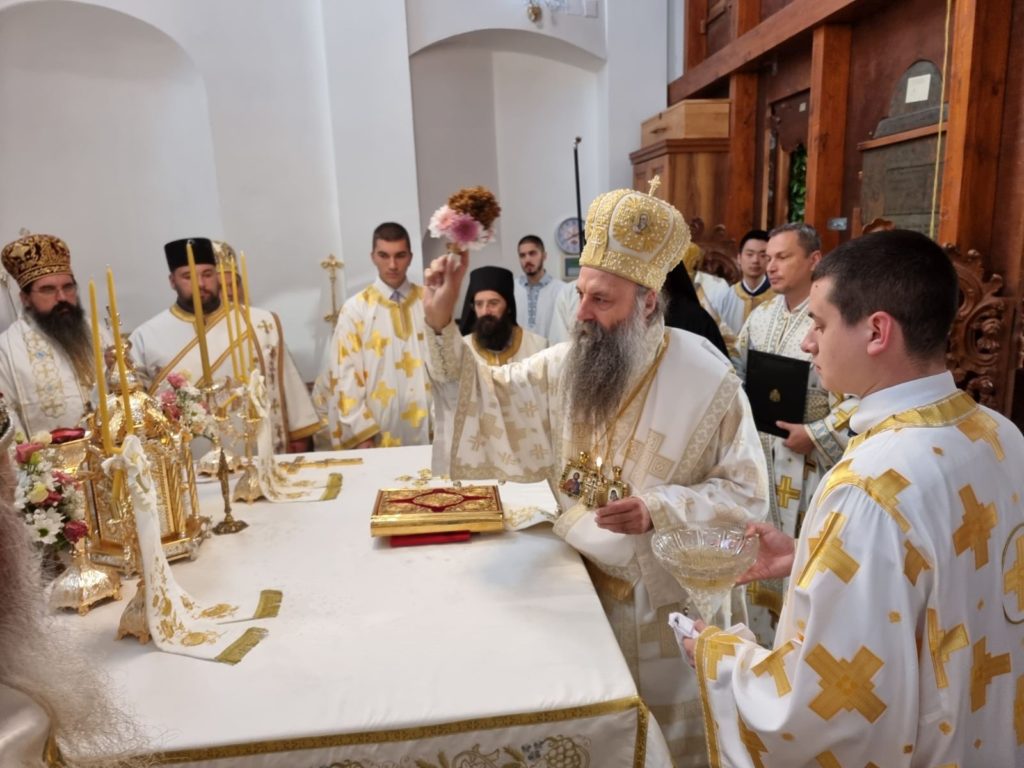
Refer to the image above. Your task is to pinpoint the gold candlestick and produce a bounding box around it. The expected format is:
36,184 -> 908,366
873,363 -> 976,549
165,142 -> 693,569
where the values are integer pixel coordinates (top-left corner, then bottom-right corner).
213,449 -> 248,534
320,253 -> 344,325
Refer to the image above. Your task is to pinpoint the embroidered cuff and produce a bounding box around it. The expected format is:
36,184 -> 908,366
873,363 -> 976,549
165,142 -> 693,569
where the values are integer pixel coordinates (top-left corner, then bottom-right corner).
427,322 -> 462,383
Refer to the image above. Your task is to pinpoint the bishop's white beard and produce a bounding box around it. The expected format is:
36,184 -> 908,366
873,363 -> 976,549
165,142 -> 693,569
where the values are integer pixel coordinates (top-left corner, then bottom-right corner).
565,294 -> 652,429
0,455 -> 148,767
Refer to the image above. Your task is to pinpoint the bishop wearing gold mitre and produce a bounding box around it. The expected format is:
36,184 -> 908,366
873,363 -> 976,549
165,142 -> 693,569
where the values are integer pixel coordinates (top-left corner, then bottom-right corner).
421,185 -> 770,765
0,234 -> 111,435
129,237 -> 320,452
315,222 -> 432,449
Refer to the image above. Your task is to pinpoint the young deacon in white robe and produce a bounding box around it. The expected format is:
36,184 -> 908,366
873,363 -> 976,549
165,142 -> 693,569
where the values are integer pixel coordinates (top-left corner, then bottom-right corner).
317,222 -> 432,449
717,229 -> 775,335
684,229 -> 1024,768
129,238 -> 320,453
423,187 -> 770,766
0,234 -> 110,436
733,224 -> 854,637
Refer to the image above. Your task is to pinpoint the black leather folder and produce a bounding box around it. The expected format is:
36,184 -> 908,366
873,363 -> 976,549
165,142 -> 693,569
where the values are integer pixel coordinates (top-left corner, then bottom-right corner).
745,350 -> 810,438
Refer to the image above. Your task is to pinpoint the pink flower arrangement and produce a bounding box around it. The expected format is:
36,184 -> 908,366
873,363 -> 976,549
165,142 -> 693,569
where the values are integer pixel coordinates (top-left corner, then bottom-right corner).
428,186 -> 501,252
157,370 -> 213,439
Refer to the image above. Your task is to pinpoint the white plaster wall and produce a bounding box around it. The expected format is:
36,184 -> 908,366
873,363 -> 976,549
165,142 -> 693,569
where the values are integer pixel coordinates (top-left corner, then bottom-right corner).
668,0 -> 684,80
597,0 -> 669,190
492,50 -> 600,278
410,44 -> 502,271
0,0 -> 221,334
406,0 -> 606,60
0,0 -> 675,379
321,0 -> 421,303
0,0 -> 344,378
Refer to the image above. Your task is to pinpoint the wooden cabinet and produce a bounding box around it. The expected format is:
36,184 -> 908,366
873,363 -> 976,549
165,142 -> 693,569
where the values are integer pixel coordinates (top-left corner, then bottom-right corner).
629,138 -> 729,227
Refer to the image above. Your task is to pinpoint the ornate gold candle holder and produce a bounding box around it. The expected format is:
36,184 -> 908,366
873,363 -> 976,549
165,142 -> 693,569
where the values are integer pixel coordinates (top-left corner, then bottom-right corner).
233,413 -> 265,504
48,537 -> 122,616
82,373 -> 208,575
214,450 -> 248,534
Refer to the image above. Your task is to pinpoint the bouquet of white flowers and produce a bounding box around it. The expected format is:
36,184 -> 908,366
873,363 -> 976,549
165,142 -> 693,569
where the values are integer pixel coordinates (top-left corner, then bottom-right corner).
14,430 -> 87,550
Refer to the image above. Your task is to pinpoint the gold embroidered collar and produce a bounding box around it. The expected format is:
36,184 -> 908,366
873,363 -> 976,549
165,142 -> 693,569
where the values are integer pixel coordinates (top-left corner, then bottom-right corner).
847,391 -> 977,452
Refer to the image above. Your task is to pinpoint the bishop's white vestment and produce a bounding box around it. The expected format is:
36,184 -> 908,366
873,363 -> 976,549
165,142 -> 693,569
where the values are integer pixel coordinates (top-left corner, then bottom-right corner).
734,295 -> 854,638
318,279 -> 432,449
129,304 -> 320,452
427,317 -> 769,766
0,316 -> 109,436
696,372 -> 1024,768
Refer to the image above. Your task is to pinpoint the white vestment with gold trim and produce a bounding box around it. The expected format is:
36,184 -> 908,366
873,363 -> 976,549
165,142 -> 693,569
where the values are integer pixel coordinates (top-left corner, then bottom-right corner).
696,372 -> 1024,768
128,305 -> 320,452
464,325 -> 547,367
317,279 -> 432,449
0,316 -> 110,436
718,279 -> 775,337
427,318 -> 769,766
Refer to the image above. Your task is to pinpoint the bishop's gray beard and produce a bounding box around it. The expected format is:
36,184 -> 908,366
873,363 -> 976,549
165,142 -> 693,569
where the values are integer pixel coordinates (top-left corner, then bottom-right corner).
0,453 -> 147,766
565,301 -> 650,428
25,301 -> 95,387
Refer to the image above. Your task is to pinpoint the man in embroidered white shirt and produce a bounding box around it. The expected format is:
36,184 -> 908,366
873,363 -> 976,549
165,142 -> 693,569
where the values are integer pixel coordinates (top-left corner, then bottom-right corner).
685,228 -> 1024,768
513,235 -> 563,340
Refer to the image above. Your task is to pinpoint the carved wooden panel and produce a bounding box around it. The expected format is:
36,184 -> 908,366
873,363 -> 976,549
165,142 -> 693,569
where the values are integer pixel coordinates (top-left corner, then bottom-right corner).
689,217 -> 741,284
944,244 -> 1016,410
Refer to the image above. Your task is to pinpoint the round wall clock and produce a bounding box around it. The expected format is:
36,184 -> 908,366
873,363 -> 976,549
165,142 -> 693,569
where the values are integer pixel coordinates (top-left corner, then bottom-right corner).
555,216 -> 583,254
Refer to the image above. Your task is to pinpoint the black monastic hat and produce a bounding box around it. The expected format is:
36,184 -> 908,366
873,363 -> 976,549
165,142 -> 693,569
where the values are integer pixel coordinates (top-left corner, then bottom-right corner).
164,238 -> 216,272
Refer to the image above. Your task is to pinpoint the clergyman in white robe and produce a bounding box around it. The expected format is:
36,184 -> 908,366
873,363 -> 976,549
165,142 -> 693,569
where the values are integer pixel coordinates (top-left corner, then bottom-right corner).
697,373 -> 1024,767
129,303 -> 320,452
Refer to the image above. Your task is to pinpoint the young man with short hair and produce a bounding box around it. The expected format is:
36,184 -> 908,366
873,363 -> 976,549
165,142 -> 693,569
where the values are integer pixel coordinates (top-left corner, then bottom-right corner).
318,222 -> 431,449
719,228 -> 774,334
686,229 -> 1024,768
513,235 -> 563,340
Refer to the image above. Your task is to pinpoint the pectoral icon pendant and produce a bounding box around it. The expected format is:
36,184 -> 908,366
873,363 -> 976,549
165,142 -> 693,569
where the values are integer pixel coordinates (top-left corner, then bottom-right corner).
559,451 -> 630,508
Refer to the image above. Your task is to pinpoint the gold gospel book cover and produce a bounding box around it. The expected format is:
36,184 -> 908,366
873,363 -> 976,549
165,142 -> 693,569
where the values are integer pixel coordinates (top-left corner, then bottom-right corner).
370,485 -> 505,536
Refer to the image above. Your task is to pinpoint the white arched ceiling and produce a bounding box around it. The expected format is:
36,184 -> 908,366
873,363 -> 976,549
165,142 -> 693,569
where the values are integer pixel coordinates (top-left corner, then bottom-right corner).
0,0 -> 221,334
410,29 -> 602,279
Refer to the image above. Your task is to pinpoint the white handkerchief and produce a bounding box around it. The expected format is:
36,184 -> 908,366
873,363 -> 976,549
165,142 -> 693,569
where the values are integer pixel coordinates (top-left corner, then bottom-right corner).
668,611 -> 698,641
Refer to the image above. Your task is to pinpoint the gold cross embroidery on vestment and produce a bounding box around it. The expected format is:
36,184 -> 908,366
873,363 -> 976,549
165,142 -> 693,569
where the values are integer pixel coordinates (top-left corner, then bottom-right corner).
954,484 -> 998,569
805,644 -> 886,722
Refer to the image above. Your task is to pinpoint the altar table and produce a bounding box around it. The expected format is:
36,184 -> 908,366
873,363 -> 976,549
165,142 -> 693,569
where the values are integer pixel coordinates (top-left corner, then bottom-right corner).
60,446 -> 673,767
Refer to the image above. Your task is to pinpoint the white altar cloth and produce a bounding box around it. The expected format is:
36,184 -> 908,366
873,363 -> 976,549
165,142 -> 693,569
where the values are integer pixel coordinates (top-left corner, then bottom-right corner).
59,446 -> 672,767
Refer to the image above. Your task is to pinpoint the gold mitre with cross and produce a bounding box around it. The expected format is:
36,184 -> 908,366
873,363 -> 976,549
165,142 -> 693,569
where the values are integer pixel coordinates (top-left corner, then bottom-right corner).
1,233 -> 73,289
578,177 -> 691,291
212,239 -> 238,269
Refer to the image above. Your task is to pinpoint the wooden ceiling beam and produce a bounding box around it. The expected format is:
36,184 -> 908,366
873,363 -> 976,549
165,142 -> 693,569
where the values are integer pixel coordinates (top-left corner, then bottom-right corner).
937,0 -> 1013,255
805,24 -> 851,252
669,0 -> 861,103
